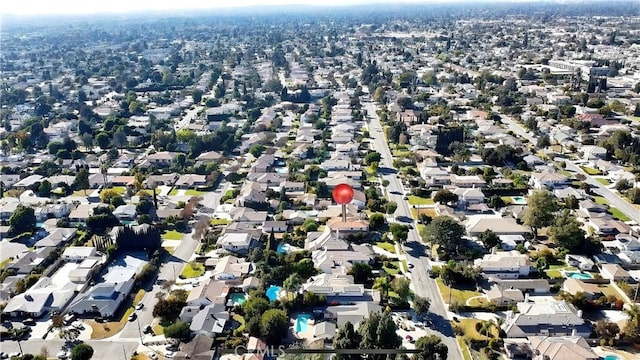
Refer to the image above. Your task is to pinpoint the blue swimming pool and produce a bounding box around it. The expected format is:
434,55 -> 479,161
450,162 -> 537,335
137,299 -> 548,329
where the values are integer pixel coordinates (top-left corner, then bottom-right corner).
266,285 -> 281,302
295,314 -> 312,333
565,271 -> 593,280
603,355 -> 621,360
511,196 -> 527,204
276,243 -> 289,254
229,293 -> 247,306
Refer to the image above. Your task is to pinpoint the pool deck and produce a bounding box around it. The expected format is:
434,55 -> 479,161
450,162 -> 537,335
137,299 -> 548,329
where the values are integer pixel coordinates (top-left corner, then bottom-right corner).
593,346 -> 640,360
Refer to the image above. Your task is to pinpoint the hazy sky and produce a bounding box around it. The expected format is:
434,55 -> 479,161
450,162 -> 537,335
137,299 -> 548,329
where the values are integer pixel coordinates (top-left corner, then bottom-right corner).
1,0 -> 476,16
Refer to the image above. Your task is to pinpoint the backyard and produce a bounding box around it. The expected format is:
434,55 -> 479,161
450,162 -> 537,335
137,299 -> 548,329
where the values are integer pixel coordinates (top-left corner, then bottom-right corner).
181,261 -> 205,278
162,230 -> 184,240
545,264 -> 577,279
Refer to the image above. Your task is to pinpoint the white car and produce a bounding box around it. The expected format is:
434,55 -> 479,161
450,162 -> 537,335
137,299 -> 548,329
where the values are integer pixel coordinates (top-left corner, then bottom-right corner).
164,351 -> 176,358
147,352 -> 158,360
71,321 -> 84,330
57,350 -> 69,359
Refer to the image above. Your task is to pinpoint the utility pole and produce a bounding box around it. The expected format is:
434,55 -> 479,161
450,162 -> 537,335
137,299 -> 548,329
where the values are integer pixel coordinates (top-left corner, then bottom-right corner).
136,316 -> 144,345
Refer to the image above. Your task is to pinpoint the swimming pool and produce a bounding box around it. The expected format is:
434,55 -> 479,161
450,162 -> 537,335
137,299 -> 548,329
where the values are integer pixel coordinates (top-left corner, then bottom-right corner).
565,271 -> 593,280
603,355 -> 621,360
276,243 -> 288,254
295,314 -> 312,333
229,293 -> 247,306
511,196 -> 527,204
266,285 -> 281,302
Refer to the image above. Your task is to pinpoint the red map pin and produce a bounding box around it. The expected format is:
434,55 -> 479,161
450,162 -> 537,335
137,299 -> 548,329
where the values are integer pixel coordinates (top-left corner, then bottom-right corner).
332,183 -> 354,205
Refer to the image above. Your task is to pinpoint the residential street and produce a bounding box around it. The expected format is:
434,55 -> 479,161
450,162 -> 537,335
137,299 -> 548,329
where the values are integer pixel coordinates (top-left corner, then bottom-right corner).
0,339 -> 139,360
498,109 -> 640,224
365,101 -> 464,360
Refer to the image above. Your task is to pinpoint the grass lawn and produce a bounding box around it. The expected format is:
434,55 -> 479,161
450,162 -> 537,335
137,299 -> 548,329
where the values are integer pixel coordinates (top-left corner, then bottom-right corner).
457,337 -> 472,360
185,189 -> 208,195
401,260 -> 408,272
0,258 -> 11,270
232,313 -> 246,333
558,169 -> 572,177
72,190 -> 90,197
596,178 -> 611,185
162,230 -> 184,240
436,278 -> 481,304
580,166 -> 601,175
211,218 -> 230,226
224,189 -> 235,197
545,264 -> 577,279
609,207 -> 631,222
168,188 -> 179,195
456,319 -> 499,341
599,284 -> 623,299
181,261 -> 205,278
152,323 -> 164,336
382,261 -> 400,275
375,241 -> 396,254
133,289 -> 145,305
500,196 -> 514,205
407,196 -> 434,206
467,297 -> 489,307
111,186 -> 127,194
594,196 -> 610,205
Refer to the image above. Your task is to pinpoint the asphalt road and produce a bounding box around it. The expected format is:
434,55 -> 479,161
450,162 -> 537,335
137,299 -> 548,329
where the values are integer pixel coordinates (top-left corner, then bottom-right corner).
364,102 -> 464,360
498,109 -> 640,224
118,226 -> 201,339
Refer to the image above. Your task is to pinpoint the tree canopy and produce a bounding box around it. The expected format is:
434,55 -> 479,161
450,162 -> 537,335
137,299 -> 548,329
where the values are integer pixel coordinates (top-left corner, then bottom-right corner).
421,216 -> 465,255
9,204 -> 37,236
523,190 -> 557,239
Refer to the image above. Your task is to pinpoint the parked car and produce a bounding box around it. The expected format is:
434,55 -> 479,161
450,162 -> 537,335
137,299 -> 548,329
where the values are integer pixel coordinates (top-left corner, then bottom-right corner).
0,352 -> 8,359
164,351 -> 176,358
71,321 -> 84,330
8,353 -> 21,359
405,335 -> 414,343
147,352 -> 158,360
56,350 -> 69,359
143,325 -> 153,334
135,303 -> 144,310
127,313 -> 137,322
22,318 -> 35,326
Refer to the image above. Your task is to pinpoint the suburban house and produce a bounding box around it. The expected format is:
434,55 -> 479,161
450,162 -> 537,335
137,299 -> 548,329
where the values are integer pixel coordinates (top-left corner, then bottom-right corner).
467,217 -> 529,237
188,303 -> 229,337
503,299 -> 590,338
210,256 -> 254,280
528,336 -> 599,360
217,233 -> 255,254
62,246 -> 98,262
186,279 -> 229,307
564,254 -> 595,271
562,278 -> 604,300
485,285 -> 524,306
529,172 -> 570,190
474,250 -> 532,279
325,302 -> 381,327
302,274 -> 365,298
33,228 -> 77,248
175,174 -> 208,189
147,151 -> 176,166
600,263 -> 633,282
68,254 -> 145,318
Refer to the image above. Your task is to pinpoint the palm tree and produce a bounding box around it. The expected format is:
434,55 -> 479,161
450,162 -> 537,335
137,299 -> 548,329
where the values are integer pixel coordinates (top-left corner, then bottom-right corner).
479,319 -> 495,346
623,304 -> 640,342
283,274 -> 302,300
373,276 -> 392,302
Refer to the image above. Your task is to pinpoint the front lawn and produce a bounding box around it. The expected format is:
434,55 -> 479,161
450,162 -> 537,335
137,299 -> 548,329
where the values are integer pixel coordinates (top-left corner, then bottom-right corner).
457,337 -> 472,360
596,178 -> 610,185
211,218 -> 230,226
382,261 -> 400,275
435,278 -> 482,304
88,290 -> 142,340
594,196 -> 610,205
185,189 -> 208,195
162,230 -> 184,240
456,318 -> 499,340
168,188 -> 179,195
375,241 -> 396,254
609,207 -> 630,222
580,166 -> 601,175
407,196 -> 434,206
181,261 -> 205,278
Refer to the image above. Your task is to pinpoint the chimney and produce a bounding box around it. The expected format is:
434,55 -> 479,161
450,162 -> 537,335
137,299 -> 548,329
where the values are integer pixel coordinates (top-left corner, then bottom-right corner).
577,310 -> 583,318
525,292 -> 530,302
571,328 -> 577,336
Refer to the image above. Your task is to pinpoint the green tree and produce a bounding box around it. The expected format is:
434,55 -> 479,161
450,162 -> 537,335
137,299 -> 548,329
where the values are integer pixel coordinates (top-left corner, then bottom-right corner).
479,229 -> 500,250
260,309 -> 288,345
413,296 -> 431,320
334,321 -> 361,360
192,89 -> 203,103
415,335 -> 448,360
9,204 -> 37,236
349,262 -> 373,284
95,132 -> 110,149
373,276 -> 392,301
283,273 -> 303,299
153,297 -> 187,322
433,189 -> 458,205
565,194 -> 579,209
548,210 -> 586,250
358,312 -> 401,360
421,216 -> 465,255
73,168 -> 91,195
623,304 -> 640,343
242,295 -> 270,318
523,190 -> 557,240
294,258 -> 316,279
369,213 -> 386,231
38,180 -> 52,196
364,151 -> 382,166
163,321 -> 191,342
70,343 -> 94,360
594,320 -> 619,345
392,277 -> 412,301
100,189 -> 125,207
389,223 -> 409,243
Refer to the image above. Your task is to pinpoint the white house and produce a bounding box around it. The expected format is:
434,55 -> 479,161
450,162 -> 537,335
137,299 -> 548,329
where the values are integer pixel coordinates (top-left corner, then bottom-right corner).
474,250 -> 532,279
503,299 -> 590,338
217,233 -> 254,254
529,172 -> 570,190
